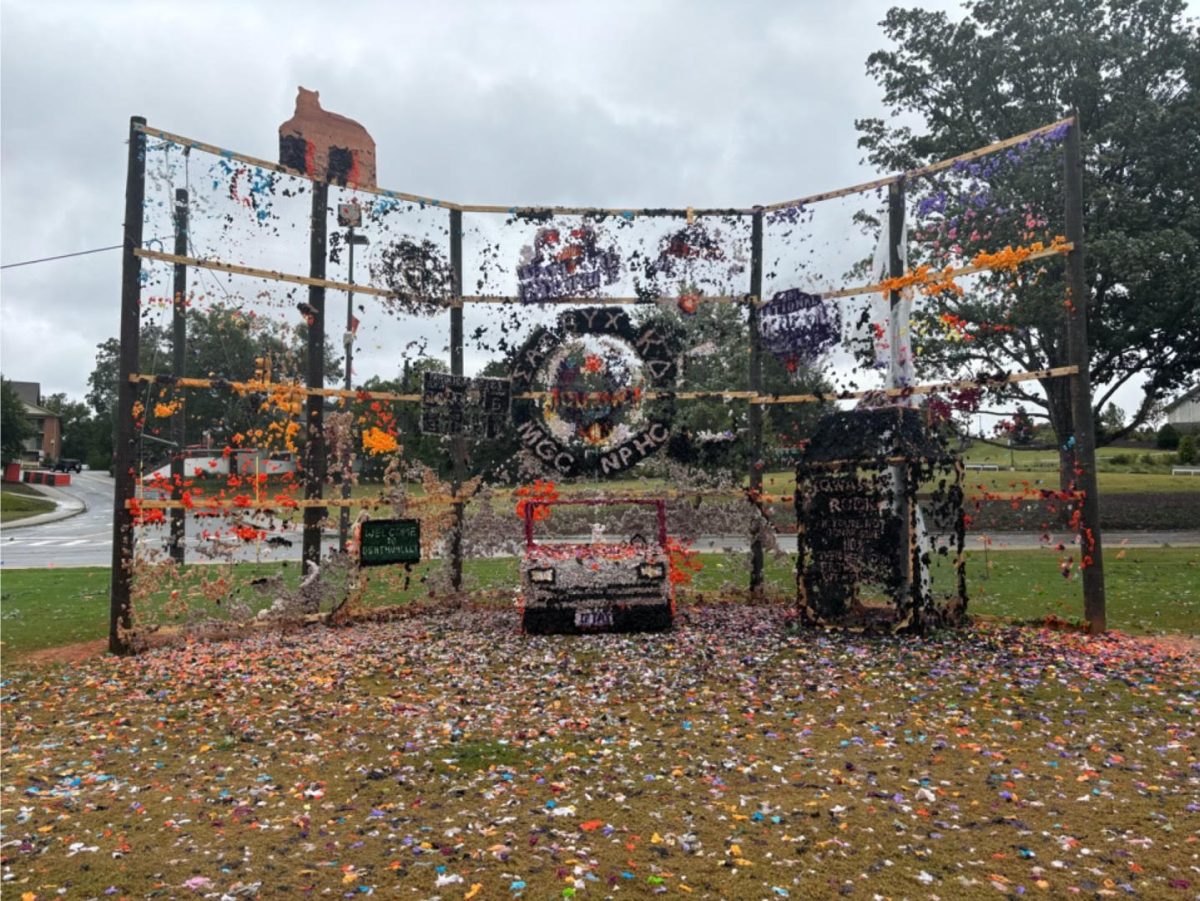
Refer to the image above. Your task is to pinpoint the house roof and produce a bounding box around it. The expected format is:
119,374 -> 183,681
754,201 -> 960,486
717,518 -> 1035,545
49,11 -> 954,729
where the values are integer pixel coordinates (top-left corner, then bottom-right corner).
22,401 -> 58,419
1164,386 -> 1200,414
9,381 -> 41,406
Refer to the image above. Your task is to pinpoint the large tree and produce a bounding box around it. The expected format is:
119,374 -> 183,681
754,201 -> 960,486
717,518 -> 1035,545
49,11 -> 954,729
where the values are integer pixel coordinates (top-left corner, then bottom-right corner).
637,302 -> 835,470
42,393 -> 101,464
88,305 -> 338,465
1,377 -> 32,465
857,0 -> 1200,485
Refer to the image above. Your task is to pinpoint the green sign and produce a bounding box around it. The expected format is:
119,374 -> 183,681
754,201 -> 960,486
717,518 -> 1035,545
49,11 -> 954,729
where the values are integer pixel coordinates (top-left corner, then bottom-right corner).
360,518 -> 420,567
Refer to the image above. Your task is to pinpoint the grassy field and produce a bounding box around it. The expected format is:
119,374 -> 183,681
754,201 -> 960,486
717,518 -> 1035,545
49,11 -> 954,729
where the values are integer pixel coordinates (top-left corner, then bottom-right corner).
336,461 -> 1200,503
0,482 -> 55,523
960,442 -> 1200,490
962,441 -> 1185,469
3,548 -> 1196,659
1,606 -> 1197,899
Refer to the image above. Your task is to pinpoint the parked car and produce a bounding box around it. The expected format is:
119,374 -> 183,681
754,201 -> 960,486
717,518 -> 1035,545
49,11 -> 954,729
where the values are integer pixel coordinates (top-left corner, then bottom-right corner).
519,497 -> 675,635
51,458 -> 82,473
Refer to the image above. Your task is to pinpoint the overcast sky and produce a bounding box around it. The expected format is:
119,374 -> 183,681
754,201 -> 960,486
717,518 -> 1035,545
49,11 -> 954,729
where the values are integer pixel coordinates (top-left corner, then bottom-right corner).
1,0 -> 1173,421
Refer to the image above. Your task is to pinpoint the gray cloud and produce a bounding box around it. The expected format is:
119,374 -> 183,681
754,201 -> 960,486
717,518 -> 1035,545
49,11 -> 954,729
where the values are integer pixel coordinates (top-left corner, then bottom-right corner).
2,0 -> 1006,405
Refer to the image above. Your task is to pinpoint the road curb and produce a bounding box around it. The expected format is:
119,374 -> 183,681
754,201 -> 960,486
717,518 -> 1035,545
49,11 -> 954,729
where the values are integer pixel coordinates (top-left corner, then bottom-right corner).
2,483 -> 89,531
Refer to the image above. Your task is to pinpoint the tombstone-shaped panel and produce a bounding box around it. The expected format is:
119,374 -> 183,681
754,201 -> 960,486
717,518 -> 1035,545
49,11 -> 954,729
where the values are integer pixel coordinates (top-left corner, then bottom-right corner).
796,407 -> 967,633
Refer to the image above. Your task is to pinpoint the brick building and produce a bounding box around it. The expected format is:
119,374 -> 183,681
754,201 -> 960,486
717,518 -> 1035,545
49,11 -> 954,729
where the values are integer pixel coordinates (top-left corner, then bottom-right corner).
9,381 -> 62,463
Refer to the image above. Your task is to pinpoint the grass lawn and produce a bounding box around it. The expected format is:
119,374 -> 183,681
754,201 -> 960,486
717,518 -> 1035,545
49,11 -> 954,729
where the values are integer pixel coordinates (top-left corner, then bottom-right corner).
1,607 -> 1197,899
347,465 -> 1200,501
0,483 -> 55,523
2,548 -> 1196,659
760,467 -> 1200,497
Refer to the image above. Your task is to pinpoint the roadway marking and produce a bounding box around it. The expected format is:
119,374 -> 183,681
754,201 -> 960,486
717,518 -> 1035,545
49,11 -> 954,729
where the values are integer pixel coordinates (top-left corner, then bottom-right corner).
3,537 -> 108,546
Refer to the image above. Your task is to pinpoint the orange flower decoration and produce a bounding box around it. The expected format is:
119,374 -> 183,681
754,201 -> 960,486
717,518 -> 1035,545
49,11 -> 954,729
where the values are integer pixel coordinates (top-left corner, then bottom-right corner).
514,479 -> 558,522
362,427 -> 399,455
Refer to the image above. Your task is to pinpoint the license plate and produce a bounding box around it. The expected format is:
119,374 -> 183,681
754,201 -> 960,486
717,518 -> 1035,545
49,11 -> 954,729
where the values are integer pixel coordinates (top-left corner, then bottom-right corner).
574,607 -> 613,629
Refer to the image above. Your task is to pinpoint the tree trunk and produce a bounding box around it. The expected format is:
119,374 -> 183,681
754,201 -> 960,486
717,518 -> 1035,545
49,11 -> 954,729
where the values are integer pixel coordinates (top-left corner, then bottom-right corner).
1042,376 -> 1077,521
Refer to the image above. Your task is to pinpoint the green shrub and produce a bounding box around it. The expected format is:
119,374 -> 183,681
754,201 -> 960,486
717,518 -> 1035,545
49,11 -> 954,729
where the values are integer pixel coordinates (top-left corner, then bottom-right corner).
1157,423 -> 1181,450
1180,435 -> 1198,465
1109,453 -> 1133,465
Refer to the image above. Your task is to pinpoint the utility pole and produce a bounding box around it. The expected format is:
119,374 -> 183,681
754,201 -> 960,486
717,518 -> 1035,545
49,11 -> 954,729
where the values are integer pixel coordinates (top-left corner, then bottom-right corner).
1063,111 -> 1106,633
110,116 -> 146,655
170,188 -> 188,564
449,208 -> 465,592
336,202 -> 368,552
748,209 -> 764,595
887,178 -> 913,597
302,183 -> 328,571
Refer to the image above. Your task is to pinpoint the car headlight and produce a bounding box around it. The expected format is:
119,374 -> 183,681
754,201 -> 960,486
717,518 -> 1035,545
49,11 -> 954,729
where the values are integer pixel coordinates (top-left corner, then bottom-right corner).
528,567 -> 556,584
638,562 -> 666,580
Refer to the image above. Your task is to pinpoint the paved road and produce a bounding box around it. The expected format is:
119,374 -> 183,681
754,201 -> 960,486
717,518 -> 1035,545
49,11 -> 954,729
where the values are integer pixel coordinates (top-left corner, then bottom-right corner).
1,473 -> 336,568
3,475 -> 1198,568
2,471 -> 117,568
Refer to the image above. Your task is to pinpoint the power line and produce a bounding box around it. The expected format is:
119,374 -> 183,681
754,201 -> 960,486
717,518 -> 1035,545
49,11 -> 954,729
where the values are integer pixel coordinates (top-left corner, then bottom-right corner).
1,243 -> 124,270
1,237 -> 170,270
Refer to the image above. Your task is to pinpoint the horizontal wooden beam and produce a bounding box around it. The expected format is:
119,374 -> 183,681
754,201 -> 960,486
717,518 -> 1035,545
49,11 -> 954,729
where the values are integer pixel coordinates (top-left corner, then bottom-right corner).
140,116 -> 1071,218
813,241 -> 1072,303
130,373 -> 759,404
128,373 -> 421,403
138,240 -> 1070,310
761,117 -> 1074,212
130,367 -> 1077,409
904,116 -> 1074,182
132,494 -> 468,512
137,123 -> 463,211
761,173 -> 903,212
132,484 -> 1083,514
135,248 -> 399,299
463,294 -> 753,305
751,365 -> 1079,405
455,203 -> 755,217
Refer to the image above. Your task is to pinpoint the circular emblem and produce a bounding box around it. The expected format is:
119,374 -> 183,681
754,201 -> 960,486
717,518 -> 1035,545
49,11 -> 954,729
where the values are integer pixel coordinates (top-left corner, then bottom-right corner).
510,307 -> 679,477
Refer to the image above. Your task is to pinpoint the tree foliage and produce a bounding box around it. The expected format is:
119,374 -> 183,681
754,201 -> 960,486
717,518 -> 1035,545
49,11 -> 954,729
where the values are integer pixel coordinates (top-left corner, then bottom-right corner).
638,303 -> 835,470
1,377 -> 32,464
857,0 -> 1200,458
88,305 -> 337,468
997,404 -> 1037,446
1179,434 -> 1197,464
42,394 -> 99,464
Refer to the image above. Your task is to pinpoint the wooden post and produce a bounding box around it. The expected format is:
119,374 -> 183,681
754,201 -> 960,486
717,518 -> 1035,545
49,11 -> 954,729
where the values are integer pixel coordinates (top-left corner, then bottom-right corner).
449,208 -> 465,592
748,209 -> 765,594
169,188 -> 188,565
887,179 -> 914,600
109,116 -> 146,655
338,226 -> 358,552
302,182 -> 328,571
1063,112 -> 1106,632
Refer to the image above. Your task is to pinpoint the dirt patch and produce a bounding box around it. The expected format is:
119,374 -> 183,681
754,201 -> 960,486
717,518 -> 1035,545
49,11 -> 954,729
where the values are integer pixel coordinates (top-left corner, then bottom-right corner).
1127,631 -> 1200,656
20,638 -> 107,665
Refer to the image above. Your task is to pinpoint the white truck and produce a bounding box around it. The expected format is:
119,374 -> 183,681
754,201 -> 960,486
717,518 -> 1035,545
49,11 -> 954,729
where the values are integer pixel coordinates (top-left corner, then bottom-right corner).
519,497 -> 675,635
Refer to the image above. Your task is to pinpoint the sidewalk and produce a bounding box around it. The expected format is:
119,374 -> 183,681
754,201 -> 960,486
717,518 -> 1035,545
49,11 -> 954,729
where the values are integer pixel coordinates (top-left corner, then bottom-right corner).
2,482 -> 87,530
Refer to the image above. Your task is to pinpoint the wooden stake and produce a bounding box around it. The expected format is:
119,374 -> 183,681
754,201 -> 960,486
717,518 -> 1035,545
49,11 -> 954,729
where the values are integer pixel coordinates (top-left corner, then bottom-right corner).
110,115 -> 146,656
748,209 -> 765,595
1063,113 -> 1106,633
302,183 -> 328,570
169,188 -> 188,565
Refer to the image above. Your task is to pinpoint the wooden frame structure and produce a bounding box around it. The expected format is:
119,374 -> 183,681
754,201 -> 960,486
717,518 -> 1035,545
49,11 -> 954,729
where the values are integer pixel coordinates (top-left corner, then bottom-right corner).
109,113 -> 1105,652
